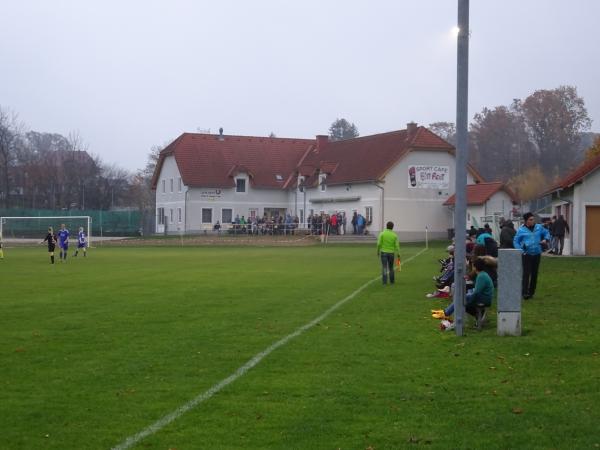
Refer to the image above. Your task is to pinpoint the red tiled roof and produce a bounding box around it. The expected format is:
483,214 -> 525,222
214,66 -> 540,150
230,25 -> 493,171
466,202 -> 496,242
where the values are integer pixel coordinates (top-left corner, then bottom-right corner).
443,181 -> 518,206
152,126 -> 483,191
300,127 -> 461,187
151,133 -> 313,189
544,153 -> 600,194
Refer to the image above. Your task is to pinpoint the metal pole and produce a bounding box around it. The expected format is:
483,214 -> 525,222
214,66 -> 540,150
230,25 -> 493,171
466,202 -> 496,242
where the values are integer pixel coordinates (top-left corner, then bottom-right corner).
303,189 -> 307,229
453,0 -> 469,336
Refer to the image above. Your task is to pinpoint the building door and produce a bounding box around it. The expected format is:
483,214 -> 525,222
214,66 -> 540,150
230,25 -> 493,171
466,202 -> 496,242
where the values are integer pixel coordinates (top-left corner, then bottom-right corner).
585,206 -> 600,255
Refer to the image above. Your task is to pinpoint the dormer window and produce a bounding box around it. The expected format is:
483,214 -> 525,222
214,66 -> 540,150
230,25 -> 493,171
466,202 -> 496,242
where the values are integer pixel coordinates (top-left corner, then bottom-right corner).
319,174 -> 327,192
275,174 -> 283,181
236,178 -> 246,193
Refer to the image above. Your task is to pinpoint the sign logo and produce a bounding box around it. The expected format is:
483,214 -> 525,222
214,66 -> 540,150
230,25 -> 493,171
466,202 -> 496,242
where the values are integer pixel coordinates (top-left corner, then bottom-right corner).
200,189 -> 223,200
408,165 -> 449,189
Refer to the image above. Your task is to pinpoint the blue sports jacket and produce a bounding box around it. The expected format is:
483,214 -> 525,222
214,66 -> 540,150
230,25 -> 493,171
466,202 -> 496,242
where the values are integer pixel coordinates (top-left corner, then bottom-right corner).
513,224 -> 551,255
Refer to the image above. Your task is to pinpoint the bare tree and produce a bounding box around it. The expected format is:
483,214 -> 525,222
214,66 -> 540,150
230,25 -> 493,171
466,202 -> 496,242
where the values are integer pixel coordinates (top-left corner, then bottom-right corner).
0,107 -> 24,208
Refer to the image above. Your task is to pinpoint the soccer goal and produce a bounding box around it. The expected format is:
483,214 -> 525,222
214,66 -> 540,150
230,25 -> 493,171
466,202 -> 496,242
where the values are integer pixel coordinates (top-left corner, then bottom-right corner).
0,216 -> 92,247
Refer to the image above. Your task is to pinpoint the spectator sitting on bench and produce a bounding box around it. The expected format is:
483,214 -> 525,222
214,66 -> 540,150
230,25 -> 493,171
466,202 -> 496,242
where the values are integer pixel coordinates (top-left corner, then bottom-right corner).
213,221 -> 221,233
432,258 -> 494,327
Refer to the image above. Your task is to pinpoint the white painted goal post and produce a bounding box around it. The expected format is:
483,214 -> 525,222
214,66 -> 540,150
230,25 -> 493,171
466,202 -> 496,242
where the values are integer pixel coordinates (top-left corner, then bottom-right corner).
0,216 -> 92,246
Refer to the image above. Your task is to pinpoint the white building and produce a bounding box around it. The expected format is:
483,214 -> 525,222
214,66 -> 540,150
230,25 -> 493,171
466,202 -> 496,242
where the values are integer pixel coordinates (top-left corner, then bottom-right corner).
444,181 -> 519,235
152,124 -> 484,240
544,154 -> 600,255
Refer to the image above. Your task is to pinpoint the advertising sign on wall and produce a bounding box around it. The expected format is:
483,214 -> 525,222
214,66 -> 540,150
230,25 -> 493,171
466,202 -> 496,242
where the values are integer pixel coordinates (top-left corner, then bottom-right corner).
408,165 -> 449,189
200,189 -> 222,200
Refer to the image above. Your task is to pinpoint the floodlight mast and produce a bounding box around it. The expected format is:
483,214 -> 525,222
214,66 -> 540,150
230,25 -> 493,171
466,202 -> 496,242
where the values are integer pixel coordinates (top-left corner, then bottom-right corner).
453,0 -> 469,336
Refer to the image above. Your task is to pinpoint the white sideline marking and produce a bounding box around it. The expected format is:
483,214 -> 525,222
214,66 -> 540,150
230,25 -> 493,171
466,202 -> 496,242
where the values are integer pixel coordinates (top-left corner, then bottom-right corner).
111,247 -> 428,450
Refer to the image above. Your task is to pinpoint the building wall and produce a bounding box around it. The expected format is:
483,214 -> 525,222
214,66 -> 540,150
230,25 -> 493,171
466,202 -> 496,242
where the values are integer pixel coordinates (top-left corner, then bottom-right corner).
467,205 -> 485,229
573,169 -> 600,255
301,182 -> 382,233
185,173 -> 290,232
155,149 -> 481,241
483,191 -> 515,218
155,156 -> 186,233
383,150 -> 476,239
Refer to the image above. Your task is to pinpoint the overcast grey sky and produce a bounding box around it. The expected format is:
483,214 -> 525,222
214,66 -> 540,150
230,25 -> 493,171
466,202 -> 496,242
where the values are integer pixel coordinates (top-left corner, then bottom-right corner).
1,1 -> 599,171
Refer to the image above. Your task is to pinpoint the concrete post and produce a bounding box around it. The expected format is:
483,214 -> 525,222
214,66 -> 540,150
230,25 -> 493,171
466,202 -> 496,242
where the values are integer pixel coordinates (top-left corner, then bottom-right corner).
497,249 -> 522,336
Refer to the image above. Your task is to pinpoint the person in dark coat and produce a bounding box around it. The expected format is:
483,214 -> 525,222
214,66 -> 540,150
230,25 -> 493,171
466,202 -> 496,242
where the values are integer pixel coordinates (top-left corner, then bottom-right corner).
552,215 -> 570,255
499,221 -> 516,249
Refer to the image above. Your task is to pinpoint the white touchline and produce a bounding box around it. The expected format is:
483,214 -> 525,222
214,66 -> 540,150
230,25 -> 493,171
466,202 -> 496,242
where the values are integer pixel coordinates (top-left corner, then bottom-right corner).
112,247 -> 429,450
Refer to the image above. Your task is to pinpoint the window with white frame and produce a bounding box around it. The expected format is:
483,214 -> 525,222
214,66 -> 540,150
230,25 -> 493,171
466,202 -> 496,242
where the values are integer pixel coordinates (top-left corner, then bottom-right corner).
161,179 -> 166,193
178,207 -> 182,223
178,177 -> 182,192
236,178 -> 246,193
298,175 -> 305,191
169,208 -> 174,223
365,206 -> 373,224
222,208 -> 233,224
157,207 -> 165,225
170,178 -> 174,193
202,208 -> 213,224
319,174 -> 326,192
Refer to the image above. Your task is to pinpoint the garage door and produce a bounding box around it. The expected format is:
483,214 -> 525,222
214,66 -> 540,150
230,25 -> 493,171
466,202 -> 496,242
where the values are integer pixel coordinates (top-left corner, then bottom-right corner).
585,206 -> 600,255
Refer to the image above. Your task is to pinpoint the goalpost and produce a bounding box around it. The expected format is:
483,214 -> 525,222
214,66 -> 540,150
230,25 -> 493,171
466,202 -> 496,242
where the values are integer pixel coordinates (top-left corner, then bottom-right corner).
0,216 -> 92,247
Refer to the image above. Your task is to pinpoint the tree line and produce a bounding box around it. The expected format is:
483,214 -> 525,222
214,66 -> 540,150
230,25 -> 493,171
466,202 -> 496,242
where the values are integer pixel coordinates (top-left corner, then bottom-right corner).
1,85 -> 596,214
429,85 -> 597,200
0,107 -> 153,211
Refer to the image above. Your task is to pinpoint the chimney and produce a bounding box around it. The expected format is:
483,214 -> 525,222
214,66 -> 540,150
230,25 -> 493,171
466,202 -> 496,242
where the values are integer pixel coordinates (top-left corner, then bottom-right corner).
218,127 -> 224,141
407,122 -> 418,137
316,135 -> 329,152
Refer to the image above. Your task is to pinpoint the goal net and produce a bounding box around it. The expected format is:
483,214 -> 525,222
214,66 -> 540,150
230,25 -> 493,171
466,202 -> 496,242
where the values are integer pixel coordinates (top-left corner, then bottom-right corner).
0,216 -> 92,247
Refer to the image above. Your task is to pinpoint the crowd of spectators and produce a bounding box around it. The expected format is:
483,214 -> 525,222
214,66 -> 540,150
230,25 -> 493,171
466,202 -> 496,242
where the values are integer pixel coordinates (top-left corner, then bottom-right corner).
429,225 -> 500,331
210,210 -> 373,237
214,213 -> 301,235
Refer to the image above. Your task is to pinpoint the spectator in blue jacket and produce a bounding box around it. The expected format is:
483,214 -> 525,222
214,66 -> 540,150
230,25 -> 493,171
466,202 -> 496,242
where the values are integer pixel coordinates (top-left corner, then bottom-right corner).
513,212 -> 551,299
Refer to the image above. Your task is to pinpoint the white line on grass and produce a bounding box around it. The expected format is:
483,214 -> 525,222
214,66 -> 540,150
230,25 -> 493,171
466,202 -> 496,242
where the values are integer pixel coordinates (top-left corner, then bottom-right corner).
111,247 -> 429,450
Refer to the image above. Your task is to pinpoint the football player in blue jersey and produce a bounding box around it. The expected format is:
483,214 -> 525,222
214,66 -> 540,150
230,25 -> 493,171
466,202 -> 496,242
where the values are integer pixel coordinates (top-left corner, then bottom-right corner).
57,223 -> 70,262
73,227 -> 87,257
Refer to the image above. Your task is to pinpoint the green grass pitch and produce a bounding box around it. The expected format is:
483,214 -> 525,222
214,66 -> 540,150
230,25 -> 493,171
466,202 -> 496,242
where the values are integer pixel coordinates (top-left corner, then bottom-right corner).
1,243 -> 599,449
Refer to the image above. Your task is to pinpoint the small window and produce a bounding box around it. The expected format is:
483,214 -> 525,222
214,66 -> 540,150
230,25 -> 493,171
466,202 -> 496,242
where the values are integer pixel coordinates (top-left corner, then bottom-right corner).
178,207 -> 182,223
162,180 -> 166,193
157,207 -> 165,225
236,178 -> 246,193
365,206 -> 373,224
319,174 -> 326,192
169,208 -> 174,223
202,208 -> 213,224
170,178 -> 174,193
178,177 -> 182,192
275,174 -> 283,181
222,208 -> 233,223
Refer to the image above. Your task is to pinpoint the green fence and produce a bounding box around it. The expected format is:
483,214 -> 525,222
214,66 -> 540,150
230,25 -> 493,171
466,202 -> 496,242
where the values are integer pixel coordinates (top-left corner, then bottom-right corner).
0,209 -> 143,237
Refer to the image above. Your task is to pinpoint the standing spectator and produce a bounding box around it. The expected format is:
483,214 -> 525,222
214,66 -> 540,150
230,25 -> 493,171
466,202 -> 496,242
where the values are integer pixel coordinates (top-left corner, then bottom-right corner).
468,226 -> 477,238
341,212 -> 347,235
351,212 -> 358,234
330,212 -> 338,235
357,213 -> 365,235
552,215 -> 570,255
499,221 -> 516,249
513,212 -> 551,300
376,221 -> 400,285
548,216 -> 557,253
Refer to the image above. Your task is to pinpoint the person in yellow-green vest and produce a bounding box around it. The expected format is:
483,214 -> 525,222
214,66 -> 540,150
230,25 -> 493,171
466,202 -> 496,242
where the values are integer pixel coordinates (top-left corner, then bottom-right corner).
377,221 -> 400,285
